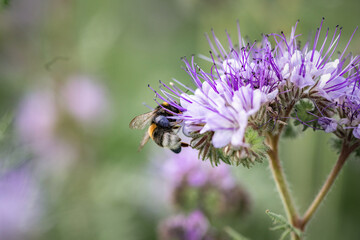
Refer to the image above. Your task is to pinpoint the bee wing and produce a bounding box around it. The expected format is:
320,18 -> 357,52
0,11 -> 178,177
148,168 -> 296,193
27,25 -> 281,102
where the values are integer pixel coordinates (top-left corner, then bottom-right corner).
129,111 -> 156,129
138,131 -> 151,151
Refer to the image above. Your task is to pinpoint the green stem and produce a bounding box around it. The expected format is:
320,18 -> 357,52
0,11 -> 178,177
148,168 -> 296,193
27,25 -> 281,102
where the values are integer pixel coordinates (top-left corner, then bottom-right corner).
267,133 -> 301,240
299,141 -> 358,230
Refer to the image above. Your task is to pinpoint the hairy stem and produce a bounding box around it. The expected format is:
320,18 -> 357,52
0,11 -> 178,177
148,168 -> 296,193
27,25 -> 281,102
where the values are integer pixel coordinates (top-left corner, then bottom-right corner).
267,133 -> 301,240
299,141 -> 358,230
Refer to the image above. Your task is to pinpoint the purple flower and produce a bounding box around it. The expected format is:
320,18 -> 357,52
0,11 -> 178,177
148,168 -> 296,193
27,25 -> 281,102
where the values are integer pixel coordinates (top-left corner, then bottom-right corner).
353,125 -> 360,139
286,26 -> 360,139
16,90 -> 57,148
273,19 -> 359,101
15,89 -> 77,175
0,166 -> 42,239
163,148 -> 235,189
158,210 -> 211,240
149,23 -> 281,165
15,75 -> 109,175
318,117 -> 338,133
176,33 -> 280,149
61,75 -> 108,124
183,84 -> 273,148
337,82 -> 360,139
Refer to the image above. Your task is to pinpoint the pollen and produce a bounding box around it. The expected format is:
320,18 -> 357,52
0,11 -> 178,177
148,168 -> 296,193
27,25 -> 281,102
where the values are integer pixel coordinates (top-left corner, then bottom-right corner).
148,123 -> 157,140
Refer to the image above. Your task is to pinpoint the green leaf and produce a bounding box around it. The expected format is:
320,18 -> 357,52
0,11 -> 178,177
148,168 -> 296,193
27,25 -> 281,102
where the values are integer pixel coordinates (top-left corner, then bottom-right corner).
0,113 -> 13,142
2,0 -> 10,7
291,99 -> 316,131
245,128 -> 268,153
217,148 -> 231,165
243,128 -> 268,162
269,224 -> 288,231
282,120 -> 298,138
266,210 -> 288,225
331,137 -> 360,160
266,210 -> 302,239
353,145 -> 360,158
330,138 -> 342,154
224,227 -> 250,240
279,229 -> 291,240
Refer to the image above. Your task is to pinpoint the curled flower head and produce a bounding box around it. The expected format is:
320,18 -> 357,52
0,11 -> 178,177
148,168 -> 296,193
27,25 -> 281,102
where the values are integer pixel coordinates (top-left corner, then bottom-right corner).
282,19 -> 360,143
273,19 -> 360,146
148,19 -> 360,165
274,19 -> 359,100
335,81 -> 360,140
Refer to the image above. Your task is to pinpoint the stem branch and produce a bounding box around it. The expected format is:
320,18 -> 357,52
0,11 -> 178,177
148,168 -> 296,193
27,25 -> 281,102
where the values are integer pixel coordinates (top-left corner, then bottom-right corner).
267,133 -> 301,239
299,142 -> 358,229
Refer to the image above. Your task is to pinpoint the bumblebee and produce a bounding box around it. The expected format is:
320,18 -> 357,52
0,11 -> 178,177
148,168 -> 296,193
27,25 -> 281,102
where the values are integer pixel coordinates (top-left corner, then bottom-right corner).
129,102 -> 188,153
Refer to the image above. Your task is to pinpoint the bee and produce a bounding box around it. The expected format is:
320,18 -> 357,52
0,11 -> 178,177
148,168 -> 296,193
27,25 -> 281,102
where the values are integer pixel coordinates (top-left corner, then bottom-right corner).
129,102 -> 188,153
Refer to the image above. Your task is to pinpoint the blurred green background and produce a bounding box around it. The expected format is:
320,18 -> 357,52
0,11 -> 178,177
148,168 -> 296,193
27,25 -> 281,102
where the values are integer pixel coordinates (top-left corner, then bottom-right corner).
0,0 -> 360,239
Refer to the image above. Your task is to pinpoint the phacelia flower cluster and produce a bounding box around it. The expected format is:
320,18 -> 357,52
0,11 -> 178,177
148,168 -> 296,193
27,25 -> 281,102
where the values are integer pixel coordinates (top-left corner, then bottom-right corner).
150,19 -> 360,165
272,19 -> 360,143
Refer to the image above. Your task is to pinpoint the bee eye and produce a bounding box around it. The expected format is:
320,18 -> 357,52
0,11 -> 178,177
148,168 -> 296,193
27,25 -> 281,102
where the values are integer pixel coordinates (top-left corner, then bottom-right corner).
154,115 -> 170,128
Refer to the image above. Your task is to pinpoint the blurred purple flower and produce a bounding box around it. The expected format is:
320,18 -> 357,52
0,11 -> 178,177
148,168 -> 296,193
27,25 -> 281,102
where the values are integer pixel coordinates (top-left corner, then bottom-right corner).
15,75 -> 109,174
0,166 -> 42,240
15,89 -> 76,170
61,75 -> 108,124
158,210 -> 211,240
16,90 -> 58,152
163,148 -> 235,190
161,148 -> 250,216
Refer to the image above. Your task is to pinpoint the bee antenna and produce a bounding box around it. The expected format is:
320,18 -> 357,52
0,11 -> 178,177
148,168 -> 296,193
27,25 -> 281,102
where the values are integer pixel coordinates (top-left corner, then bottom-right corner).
142,102 -> 154,110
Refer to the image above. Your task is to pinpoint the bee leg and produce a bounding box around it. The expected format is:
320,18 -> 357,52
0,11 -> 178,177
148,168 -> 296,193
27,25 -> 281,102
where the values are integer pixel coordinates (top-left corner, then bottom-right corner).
181,142 -> 189,147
